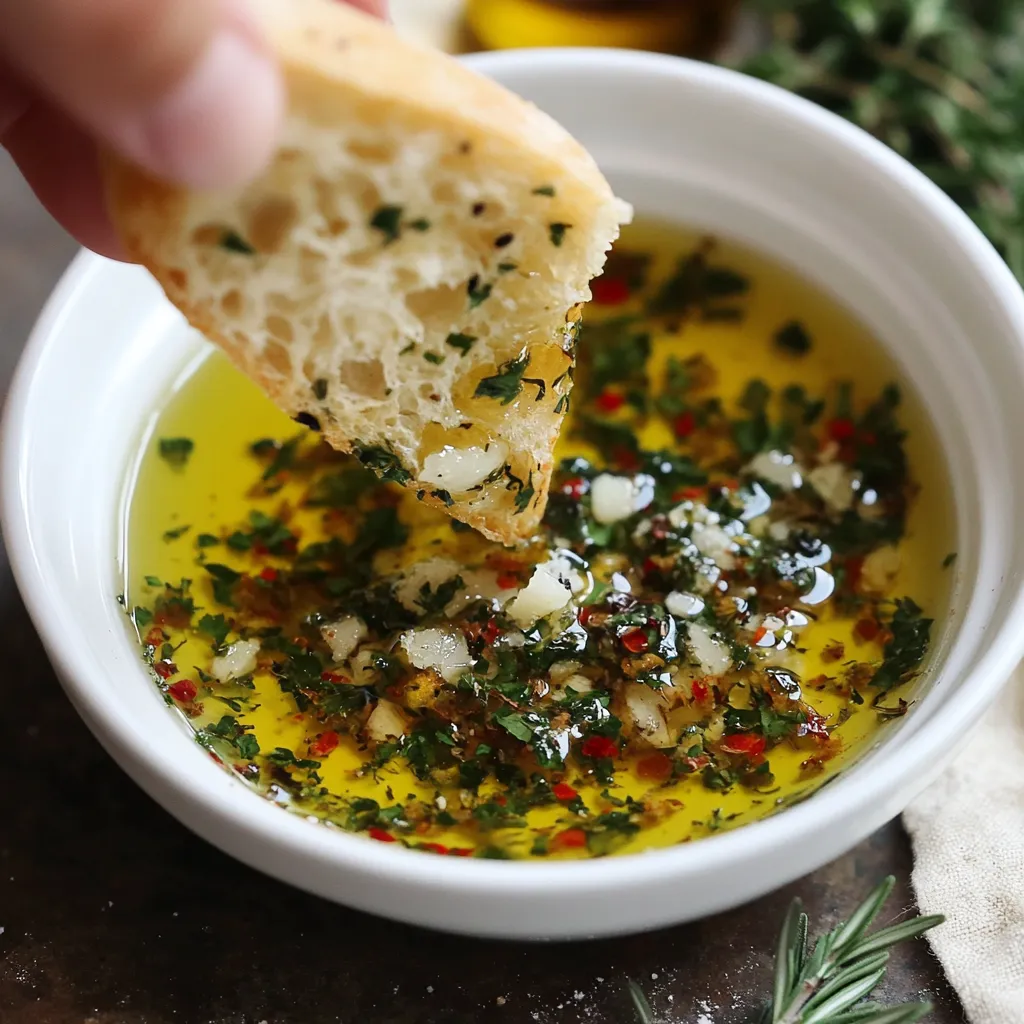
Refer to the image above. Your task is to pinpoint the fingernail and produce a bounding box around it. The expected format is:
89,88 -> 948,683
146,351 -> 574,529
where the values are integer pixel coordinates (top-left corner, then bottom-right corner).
118,27 -> 283,190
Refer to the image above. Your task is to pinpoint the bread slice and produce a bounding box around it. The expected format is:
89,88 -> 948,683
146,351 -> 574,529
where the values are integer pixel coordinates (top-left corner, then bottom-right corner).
102,0 -> 630,544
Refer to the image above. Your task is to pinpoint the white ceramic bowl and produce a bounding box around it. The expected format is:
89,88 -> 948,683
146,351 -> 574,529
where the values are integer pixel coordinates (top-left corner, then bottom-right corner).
5,48 -> 1024,941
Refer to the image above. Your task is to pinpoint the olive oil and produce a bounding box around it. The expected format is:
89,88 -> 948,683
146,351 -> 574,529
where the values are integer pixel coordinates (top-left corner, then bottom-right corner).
123,223 -> 951,859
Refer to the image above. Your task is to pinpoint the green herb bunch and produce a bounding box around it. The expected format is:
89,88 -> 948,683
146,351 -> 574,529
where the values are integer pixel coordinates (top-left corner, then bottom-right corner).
737,0 -> 1024,280
628,876 -> 943,1023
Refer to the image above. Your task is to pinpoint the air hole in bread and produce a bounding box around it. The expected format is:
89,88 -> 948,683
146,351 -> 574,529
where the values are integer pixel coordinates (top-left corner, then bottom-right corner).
247,196 -> 299,254
265,340 -> 292,377
432,181 -> 459,204
221,289 -> 243,318
406,283 -> 465,321
338,358 -> 387,399
347,138 -> 397,164
266,314 -> 294,344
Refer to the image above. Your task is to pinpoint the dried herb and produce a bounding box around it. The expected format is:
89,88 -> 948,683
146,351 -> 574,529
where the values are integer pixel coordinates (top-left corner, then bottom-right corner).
739,0 -> 1024,280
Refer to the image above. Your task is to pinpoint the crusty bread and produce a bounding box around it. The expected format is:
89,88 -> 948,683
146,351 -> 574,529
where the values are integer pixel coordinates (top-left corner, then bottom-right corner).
102,0 -> 630,544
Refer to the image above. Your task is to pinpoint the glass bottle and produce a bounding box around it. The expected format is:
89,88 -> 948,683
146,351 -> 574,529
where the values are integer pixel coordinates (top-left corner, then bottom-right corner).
465,0 -> 738,57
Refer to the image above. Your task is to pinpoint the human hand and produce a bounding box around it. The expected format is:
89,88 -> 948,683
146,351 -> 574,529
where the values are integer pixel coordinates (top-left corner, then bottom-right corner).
0,0 -> 387,259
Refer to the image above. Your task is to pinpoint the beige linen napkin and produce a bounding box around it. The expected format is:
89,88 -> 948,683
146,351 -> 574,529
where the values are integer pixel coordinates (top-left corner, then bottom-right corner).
904,669 -> 1024,1022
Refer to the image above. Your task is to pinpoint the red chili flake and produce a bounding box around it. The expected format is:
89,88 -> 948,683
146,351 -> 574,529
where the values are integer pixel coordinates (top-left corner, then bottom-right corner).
621,628 -> 649,653
253,542 -> 269,557
675,486 -> 704,501
144,627 -> 165,647
845,556 -> 864,590
721,733 -> 767,757
420,842 -> 449,855
636,753 -> 673,782
595,389 -> 626,414
153,661 -> 177,679
642,558 -> 659,577
591,276 -> 631,306
368,828 -> 395,843
494,795 -> 507,806
552,782 -> 578,801
487,554 -> 524,573
321,670 -> 348,684
751,625 -> 768,645
259,567 -> 278,582
578,605 -> 596,627
581,735 -> 618,760
561,476 -> 588,500
691,679 -> 709,702
860,431 -> 877,446
828,418 -> 856,442
308,730 -> 340,758
854,618 -> 880,642
481,618 -> 501,646
449,848 -> 473,857
612,445 -> 640,472
673,410 -> 696,438
496,572 -> 520,590
552,828 -> 588,850
168,679 -> 197,702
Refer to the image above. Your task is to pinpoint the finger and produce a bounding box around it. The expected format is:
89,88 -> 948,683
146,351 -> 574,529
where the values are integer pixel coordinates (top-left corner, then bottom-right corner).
344,0 -> 389,16
3,97 -> 125,259
0,0 -> 283,190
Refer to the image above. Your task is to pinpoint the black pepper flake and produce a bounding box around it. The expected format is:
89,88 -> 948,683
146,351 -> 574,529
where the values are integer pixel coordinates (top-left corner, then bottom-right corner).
459,141 -> 472,154
495,232 -> 514,248
472,202 -> 486,216
313,378 -> 328,401
293,412 -> 322,432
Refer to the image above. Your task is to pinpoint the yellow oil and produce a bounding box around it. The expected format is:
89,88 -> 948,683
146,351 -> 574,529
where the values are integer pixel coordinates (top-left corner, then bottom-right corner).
123,224 -> 952,858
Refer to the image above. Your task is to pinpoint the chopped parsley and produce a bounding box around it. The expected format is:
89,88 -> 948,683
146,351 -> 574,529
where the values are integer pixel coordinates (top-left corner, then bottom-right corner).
474,354 -> 529,404
158,437 -> 194,467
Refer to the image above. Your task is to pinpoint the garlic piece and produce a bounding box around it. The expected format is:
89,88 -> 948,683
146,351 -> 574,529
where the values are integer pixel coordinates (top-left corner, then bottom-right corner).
590,474 -> 637,525
420,442 -> 508,493
686,623 -> 732,676
210,639 -> 260,683
506,556 -> 586,628
400,627 -> 473,682
321,616 -> 368,664
366,699 -> 409,743
747,450 -> 804,491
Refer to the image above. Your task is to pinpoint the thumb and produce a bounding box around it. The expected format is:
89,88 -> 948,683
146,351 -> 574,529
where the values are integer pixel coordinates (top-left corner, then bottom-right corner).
0,0 -> 284,189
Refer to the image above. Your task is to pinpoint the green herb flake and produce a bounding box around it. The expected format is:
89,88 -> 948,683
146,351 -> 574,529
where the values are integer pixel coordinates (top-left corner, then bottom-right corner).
354,444 -> 413,485
774,320 -> 813,356
196,533 -> 220,548
532,185 -> 556,196
220,230 -> 256,255
158,437 -> 194,468
871,598 -> 933,692
163,524 -> 190,542
370,204 -> 404,244
474,354 -> 529,405
467,276 -> 493,309
549,222 -> 571,247
445,332 -> 477,356
423,351 -> 445,365
313,378 -> 328,401
133,606 -> 153,628
942,552 -> 958,569
408,218 -> 431,232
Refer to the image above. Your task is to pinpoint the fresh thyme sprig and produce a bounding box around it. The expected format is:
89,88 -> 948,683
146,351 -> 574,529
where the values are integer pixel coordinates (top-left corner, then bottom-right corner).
735,0 -> 1024,281
627,876 -> 943,1023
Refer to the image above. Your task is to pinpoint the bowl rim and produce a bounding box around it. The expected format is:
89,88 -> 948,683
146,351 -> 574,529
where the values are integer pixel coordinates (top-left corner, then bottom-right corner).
5,46 -> 1024,909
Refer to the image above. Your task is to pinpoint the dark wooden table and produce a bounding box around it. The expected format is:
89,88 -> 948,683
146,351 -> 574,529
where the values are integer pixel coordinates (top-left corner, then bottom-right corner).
0,153 -> 965,1024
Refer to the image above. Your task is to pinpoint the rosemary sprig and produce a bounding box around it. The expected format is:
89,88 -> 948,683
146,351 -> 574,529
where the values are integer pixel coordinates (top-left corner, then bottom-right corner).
735,0 -> 1024,281
626,876 -> 943,1023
